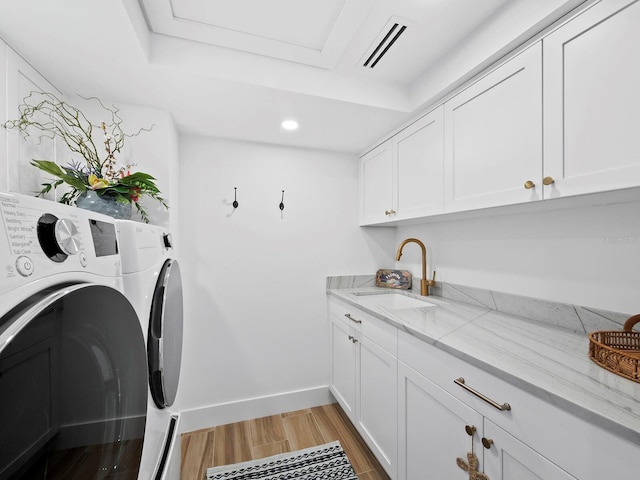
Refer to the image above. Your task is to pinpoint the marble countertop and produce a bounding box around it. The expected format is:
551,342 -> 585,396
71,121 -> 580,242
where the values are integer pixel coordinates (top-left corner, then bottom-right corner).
327,286 -> 640,445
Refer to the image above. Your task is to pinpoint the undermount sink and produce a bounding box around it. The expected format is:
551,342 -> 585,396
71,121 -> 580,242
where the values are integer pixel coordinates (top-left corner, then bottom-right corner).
357,292 -> 435,310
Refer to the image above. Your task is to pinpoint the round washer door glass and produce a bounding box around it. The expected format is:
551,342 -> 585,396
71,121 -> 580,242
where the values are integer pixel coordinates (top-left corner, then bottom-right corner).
0,284 -> 147,480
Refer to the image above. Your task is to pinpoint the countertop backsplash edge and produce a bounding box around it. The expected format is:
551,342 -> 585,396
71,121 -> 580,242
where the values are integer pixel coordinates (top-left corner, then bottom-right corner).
327,275 -> 631,333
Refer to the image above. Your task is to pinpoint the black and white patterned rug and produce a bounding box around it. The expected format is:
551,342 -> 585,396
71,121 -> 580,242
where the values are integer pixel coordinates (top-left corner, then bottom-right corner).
206,441 -> 358,480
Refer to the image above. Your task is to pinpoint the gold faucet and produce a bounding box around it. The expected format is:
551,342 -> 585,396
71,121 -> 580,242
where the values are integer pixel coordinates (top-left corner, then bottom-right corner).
395,238 -> 436,296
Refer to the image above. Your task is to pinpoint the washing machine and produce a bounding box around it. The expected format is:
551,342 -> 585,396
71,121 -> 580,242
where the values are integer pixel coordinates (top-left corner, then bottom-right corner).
116,220 -> 183,480
0,192 -> 148,479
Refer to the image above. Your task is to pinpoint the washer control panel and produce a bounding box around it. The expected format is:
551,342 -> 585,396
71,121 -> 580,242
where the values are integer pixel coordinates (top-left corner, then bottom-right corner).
0,192 -> 123,297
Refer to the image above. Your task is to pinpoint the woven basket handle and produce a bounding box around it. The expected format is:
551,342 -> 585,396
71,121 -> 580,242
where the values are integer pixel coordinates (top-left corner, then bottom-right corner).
623,314 -> 640,331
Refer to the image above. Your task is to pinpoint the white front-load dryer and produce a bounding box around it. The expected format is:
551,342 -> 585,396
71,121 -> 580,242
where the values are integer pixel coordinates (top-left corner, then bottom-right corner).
116,220 -> 183,480
0,192 -> 147,479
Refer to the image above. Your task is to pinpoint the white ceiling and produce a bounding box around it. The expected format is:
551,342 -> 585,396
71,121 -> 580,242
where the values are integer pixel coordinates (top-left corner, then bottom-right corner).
0,0 -> 586,153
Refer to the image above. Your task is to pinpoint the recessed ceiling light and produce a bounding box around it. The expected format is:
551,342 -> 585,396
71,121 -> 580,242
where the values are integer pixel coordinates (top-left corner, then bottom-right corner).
281,120 -> 299,131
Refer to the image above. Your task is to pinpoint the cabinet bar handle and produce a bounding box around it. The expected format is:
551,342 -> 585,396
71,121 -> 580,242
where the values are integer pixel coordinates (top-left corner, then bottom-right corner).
348,335 -> 358,344
344,313 -> 362,324
454,377 -> 511,411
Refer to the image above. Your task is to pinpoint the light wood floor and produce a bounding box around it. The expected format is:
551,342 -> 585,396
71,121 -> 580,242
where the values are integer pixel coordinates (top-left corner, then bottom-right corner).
181,403 -> 391,480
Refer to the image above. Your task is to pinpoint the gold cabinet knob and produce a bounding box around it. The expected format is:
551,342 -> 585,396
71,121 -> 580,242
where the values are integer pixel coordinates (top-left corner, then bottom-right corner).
465,425 -> 477,436
385,209 -> 396,215
543,176 -> 555,186
524,180 -> 535,189
481,437 -> 494,449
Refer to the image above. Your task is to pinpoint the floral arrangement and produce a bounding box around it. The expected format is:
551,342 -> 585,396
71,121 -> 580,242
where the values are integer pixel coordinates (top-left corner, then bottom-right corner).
4,91 -> 167,222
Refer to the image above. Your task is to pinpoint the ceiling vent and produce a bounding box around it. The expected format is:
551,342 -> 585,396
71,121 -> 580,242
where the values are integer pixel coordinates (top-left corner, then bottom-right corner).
362,18 -> 409,69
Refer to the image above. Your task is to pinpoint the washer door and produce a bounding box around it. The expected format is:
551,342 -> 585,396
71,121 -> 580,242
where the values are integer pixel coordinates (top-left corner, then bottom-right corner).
148,259 -> 183,409
0,284 -> 147,480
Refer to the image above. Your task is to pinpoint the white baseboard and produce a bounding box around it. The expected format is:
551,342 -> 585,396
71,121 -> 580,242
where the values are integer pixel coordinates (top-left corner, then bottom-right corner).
177,385 -> 335,435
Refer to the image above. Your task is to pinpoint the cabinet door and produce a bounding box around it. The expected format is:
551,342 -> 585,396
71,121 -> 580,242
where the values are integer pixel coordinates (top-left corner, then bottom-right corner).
5,48 -> 62,197
394,106 -> 444,220
0,41 -> 6,193
398,362 -> 483,480
360,139 -> 394,225
444,43 -> 542,212
482,419 -> 577,480
330,319 -> 357,421
543,0 -> 640,198
359,336 -> 397,478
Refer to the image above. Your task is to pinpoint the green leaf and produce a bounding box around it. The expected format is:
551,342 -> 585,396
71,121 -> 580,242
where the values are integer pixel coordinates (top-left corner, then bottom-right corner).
31,159 -> 88,191
31,160 -> 65,177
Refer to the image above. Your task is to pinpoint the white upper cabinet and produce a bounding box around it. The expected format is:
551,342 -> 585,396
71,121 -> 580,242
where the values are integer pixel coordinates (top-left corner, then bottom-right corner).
393,106 -> 444,220
5,47 -> 61,197
0,40 -> 7,193
359,107 -> 444,225
360,139 -> 393,225
543,0 -> 640,198
359,0 -> 640,224
444,43 -> 543,212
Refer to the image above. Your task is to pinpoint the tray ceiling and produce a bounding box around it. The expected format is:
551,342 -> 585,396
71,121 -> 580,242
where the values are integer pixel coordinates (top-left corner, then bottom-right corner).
140,0 -> 371,68
0,0 -> 589,152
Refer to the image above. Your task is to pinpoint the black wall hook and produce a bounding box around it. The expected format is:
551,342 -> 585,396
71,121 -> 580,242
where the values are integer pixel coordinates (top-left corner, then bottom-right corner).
279,190 -> 285,211
233,187 -> 239,208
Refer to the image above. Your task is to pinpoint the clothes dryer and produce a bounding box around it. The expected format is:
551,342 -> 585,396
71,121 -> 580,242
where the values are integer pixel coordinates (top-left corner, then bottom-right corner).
0,192 -> 147,479
116,220 -> 183,480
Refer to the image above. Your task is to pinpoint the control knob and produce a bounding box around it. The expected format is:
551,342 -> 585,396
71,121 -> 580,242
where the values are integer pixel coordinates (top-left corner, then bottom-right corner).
37,214 -> 81,262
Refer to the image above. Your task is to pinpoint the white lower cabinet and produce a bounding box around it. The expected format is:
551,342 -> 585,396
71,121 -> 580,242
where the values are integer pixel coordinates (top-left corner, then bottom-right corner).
330,317 -> 357,420
397,361 -> 576,480
330,298 -> 639,480
398,362 -> 483,479
328,298 -> 398,478
359,335 -> 397,477
482,419 -> 576,480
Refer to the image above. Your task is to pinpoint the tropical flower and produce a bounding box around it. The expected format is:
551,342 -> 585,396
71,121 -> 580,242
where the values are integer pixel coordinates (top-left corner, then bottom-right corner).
88,174 -> 110,190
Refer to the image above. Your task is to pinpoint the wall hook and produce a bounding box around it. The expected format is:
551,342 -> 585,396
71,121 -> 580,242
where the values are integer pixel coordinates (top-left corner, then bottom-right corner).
279,190 -> 285,211
233,187 -> 239,208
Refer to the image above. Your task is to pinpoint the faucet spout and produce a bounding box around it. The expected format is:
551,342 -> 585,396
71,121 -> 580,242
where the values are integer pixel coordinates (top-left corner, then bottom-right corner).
395,238 -> 436,296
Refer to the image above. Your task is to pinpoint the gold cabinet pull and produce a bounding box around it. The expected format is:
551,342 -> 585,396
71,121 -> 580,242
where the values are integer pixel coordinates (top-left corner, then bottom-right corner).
481,437 -> 494,449
524,180 -> 535,189
454,378 -> 511,411
344,313 -> 362,324
465,425 -> 476,436
384,209 -> 396,215
543,176 -> 555,185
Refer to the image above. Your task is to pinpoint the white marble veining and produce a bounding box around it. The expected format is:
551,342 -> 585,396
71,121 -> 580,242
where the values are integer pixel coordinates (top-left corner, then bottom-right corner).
327,279 -> 640,445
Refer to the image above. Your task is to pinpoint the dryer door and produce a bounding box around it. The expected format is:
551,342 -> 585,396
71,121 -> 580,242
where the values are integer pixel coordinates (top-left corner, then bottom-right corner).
148,259 -> 183,408
0,284 -> 147,480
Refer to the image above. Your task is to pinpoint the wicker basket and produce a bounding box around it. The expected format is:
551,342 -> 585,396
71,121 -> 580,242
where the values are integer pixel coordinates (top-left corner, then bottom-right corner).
589,314 -> 640,383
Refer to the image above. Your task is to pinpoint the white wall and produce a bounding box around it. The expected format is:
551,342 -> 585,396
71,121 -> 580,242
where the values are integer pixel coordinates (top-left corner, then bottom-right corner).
394,199 -> 640,314
175,135 -> 395,414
